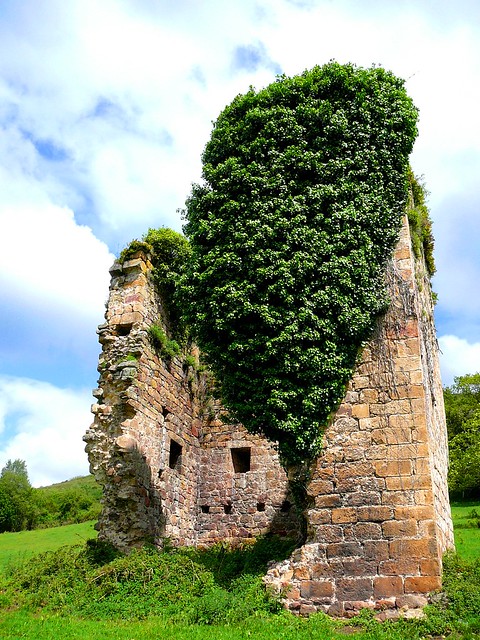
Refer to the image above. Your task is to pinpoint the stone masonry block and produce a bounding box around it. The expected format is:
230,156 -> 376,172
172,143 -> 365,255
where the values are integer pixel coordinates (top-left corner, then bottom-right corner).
389,538 -> 437,560
357,506 -> 393,522
374,576 -> 404,598
301,580 -> 334,600
332,508 -> 357,524
404,576 -> 441,594
336,578 -> 373,602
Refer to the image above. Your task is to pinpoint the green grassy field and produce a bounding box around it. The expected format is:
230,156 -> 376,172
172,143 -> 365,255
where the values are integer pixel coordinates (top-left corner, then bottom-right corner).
450,501 -> 480,561
0,520 -> 97,571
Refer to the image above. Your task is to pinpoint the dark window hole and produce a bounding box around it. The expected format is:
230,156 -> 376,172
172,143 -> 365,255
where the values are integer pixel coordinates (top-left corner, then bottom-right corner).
280,500 -> 292,513
257,502 -> 265,512
224,503 -> 232,514
116,324 -> 133,336
201,505 -> 210,514
231,447 -> 251,473
169,439 -> 182,470
162,407 -> 171,419
123,404 -> 136,420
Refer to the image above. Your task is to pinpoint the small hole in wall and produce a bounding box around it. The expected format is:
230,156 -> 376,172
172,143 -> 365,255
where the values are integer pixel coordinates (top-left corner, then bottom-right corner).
116,323 -> 133,336
280,500 -> 292,513
201,505 -> 210,514
162,407 -> 170,419
224,503 -> 232,514
257,502 -> 265,512
169,439 -> 182,470
123,404 -> 136,420
231,447 -> 251,473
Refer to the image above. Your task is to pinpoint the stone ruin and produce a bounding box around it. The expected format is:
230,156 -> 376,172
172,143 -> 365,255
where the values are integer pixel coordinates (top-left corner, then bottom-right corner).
84,214 -> 454,617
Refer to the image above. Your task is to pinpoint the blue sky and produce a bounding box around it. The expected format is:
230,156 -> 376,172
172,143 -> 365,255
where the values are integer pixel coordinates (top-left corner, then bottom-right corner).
1,0 -> 479,485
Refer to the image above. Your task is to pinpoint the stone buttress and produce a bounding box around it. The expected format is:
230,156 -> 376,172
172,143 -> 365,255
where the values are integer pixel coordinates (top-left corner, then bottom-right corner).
84,214 -> 453,615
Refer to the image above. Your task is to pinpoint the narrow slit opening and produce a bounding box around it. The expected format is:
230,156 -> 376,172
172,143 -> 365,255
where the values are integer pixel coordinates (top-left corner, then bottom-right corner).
280,500 -> 292,513
169,439 -> 182,471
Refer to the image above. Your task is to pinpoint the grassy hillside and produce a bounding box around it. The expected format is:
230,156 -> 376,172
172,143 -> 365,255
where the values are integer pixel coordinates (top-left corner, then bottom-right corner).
34,475 -> 101,528
0,520 -> 97,571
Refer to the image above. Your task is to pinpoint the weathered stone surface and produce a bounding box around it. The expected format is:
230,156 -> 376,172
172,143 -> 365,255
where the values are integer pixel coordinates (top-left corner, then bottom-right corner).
86,216 -> 454,617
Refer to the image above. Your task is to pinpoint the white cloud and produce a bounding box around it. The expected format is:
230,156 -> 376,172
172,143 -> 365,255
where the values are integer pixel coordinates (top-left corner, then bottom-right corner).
438,335 -> 480,387
0,375 -> 92,487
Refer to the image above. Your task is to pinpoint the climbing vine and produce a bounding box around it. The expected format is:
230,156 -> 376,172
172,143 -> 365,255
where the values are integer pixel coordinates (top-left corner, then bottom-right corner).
181,62 -> 419,466
407,169 -> 435,276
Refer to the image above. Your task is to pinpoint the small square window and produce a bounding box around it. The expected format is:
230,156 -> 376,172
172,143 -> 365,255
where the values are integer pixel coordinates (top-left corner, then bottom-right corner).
231,447 -> 251,473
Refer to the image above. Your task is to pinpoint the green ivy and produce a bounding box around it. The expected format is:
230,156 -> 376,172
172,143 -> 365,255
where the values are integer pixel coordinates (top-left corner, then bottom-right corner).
407,169 -> 436,276
120,228 -> 191,342
181,62 -> 419,466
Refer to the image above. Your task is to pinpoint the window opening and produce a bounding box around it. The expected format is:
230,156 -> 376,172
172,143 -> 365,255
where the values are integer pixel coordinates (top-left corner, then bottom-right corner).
201,505 -> 210,514
116,323 -> 133,336
256,502 -> 266,512
231,447 -> 251,473
169,439 -> 183,470
280,500 -> 292,513
224,503 -> 232,514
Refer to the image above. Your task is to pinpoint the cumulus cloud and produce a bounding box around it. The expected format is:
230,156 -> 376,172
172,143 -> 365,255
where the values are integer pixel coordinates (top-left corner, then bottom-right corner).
0,375 -> 92,487
438,335 -> 480,387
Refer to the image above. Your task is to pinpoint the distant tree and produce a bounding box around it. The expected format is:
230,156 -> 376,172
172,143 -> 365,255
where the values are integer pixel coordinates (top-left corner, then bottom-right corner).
444,374 -> 480,497
444,373 -> 480,438
0,459 -> 36,532
2,458 -> 29,478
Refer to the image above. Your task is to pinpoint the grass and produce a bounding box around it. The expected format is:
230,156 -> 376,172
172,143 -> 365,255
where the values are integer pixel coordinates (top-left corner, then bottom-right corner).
0,520 -> 97,571
450,500 -> 480,561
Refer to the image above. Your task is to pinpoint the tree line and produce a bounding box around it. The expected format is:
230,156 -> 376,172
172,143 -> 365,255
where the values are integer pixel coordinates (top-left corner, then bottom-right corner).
0,461 -> 101,533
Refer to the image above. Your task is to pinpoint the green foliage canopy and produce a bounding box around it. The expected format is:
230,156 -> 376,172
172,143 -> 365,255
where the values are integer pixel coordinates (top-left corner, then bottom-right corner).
0,459 -> 35,533
182,62 -> 418,465
121,227 -> 192,341
444,373 -> 480,497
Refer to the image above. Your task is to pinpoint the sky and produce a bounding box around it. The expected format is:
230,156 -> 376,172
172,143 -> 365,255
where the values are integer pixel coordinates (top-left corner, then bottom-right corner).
0,0 -> 479,486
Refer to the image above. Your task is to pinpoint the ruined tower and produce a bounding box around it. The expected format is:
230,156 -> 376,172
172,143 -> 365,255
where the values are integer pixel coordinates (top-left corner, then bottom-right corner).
85,214 -> 454,616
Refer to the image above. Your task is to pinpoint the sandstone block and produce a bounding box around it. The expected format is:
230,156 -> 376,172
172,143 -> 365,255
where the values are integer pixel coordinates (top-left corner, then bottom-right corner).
374,576 -> 404,598
301,580 -> 334,600
382,519 -> 418,538
336,578 -> 373,602
389,538 -> 436,560
332,508 -> 357,524
404,576 -> 441,593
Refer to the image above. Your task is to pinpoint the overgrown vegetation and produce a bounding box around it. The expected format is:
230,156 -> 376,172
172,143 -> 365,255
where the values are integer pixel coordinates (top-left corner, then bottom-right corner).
181,62 -> 418,466
147,323 -> 181,359
1,532 -> 480,639
120,227 -> 191,342
407,169 -> 435,276
444,373 -> 480,498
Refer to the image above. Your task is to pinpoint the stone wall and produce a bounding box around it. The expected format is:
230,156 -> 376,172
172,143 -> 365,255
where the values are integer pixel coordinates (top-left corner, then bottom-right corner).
85,214 -> 453,614
264,217 -> 454,616
84,252 -> 300,553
